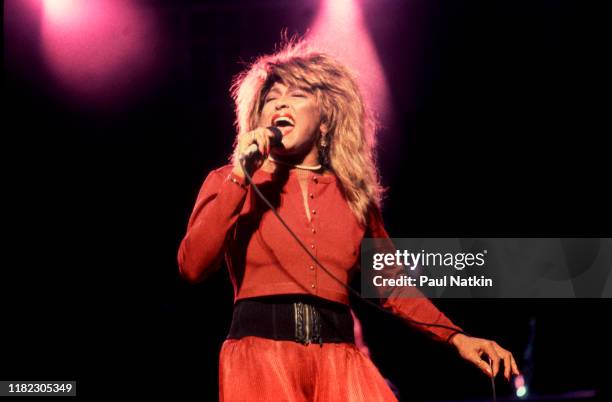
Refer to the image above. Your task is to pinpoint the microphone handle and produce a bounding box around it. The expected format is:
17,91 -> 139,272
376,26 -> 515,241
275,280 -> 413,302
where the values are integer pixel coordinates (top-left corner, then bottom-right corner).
239,126 -> 283,162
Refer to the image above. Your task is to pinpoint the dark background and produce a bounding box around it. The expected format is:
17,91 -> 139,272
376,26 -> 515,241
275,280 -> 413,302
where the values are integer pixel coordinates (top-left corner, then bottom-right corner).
3,0 -> 610,400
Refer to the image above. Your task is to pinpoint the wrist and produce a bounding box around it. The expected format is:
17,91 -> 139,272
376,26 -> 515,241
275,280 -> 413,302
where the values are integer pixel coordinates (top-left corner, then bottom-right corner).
449,332 -> 468,348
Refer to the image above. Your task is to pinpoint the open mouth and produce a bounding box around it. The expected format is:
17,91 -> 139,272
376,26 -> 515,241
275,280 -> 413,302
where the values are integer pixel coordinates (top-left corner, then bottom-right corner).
272,114 -> 295,136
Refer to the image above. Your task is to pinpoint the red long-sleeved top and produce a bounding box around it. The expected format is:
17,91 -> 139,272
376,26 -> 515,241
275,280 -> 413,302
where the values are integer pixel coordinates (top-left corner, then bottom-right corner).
177,164 -> 462,342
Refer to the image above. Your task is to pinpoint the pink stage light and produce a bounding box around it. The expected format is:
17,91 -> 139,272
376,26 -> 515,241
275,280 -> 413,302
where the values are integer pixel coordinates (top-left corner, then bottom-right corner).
307,0 -> 392,124
43,0 -> 78,21
40,0 -> 158,106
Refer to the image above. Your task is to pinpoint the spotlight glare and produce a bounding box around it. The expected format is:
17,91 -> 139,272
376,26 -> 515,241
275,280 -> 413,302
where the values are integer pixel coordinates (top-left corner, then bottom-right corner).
43,0 -> 79,22
307,0 -> 392,123
40,0 -> 158,106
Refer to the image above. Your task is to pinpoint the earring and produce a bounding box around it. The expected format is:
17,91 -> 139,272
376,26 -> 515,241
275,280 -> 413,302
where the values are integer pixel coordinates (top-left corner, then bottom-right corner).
320,136 -> 327,148
318,133 -> 330,166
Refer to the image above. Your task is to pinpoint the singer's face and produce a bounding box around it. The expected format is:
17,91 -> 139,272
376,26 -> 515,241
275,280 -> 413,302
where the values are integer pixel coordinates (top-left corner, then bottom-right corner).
258,81 -> 324,158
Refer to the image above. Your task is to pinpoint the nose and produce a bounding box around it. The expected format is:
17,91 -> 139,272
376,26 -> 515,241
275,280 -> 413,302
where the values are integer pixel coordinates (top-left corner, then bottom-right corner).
274,100 -> 289,111
273,93 -> 291,110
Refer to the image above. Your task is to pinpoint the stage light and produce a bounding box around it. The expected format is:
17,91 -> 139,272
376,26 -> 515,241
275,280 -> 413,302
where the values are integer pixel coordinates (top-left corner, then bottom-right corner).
514,374 -> 528,398
307,0 -> 392,124
40,0 -> 158,106
42,0 -> 78,22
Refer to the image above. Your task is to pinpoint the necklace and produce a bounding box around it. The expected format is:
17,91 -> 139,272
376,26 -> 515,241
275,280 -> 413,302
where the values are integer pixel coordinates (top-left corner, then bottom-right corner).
268,155 -> 322,171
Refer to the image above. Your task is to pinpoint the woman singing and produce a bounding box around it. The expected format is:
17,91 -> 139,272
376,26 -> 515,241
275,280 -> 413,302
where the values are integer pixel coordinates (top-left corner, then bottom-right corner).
178,39 -> 519,401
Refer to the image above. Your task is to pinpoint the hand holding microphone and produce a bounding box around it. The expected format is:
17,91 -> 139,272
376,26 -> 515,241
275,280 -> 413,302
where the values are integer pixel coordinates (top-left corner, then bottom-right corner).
232,127 -> 283,178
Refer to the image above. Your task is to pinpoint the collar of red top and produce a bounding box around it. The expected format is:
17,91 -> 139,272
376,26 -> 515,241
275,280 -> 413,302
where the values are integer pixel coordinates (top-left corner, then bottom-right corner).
255,168 -> 336,183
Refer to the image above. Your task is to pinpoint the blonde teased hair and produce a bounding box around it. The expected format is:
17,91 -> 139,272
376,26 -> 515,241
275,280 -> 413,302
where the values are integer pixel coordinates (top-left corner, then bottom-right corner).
230,38 -> 386,226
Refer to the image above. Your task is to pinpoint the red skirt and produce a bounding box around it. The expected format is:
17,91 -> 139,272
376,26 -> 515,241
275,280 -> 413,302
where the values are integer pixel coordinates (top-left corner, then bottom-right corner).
219,336 -> 398,402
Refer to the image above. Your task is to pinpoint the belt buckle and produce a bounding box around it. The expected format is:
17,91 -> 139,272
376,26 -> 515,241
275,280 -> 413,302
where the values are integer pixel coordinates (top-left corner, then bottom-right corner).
293,301 -> 322,345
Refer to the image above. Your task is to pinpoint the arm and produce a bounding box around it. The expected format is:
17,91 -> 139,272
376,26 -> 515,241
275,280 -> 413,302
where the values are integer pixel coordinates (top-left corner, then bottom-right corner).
177,166 -> 249,283
365,205 -> 463,343
366,205 -> 520,380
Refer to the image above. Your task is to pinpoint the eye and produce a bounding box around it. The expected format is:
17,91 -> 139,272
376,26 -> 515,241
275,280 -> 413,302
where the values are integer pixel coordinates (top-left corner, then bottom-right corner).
292,92 -> 306,97
265,97 -> 276,103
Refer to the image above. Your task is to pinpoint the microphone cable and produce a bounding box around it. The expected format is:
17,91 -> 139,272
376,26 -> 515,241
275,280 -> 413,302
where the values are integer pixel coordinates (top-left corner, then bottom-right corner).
489,358 -> 497,402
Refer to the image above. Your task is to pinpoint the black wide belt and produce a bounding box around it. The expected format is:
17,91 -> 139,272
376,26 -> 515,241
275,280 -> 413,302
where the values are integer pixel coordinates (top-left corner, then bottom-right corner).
227,295 -> 355,345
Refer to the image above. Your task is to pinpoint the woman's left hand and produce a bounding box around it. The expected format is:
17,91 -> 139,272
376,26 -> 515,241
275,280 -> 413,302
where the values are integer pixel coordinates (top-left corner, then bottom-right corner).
450,333 -> 520,381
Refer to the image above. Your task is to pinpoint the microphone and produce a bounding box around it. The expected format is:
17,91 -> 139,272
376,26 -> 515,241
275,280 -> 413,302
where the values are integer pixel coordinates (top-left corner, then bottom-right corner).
239,126 -> 283,162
